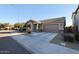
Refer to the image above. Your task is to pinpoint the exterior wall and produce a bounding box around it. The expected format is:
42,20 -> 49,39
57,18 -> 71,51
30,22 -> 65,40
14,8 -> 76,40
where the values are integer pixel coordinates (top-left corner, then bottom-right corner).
72,6 -> 79,32
72,13 -> 77,32
76,9 -> 79,31
72,13 -> 76,27
42,19 -> 65,33
72,9 -> 79,32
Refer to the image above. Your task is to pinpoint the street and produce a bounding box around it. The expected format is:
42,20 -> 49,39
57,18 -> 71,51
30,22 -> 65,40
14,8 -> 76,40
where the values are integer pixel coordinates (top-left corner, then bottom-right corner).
0,30 -> 31,54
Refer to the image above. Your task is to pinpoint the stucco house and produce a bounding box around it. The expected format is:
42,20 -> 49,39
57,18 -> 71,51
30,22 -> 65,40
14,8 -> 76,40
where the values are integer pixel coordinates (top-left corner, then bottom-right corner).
25,17 -> 66,33
72,6 -> 79,32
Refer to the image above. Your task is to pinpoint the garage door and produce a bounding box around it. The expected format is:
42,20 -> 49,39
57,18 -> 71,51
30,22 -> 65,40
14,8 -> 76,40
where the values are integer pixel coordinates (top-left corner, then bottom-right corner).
43,24 -> 59,32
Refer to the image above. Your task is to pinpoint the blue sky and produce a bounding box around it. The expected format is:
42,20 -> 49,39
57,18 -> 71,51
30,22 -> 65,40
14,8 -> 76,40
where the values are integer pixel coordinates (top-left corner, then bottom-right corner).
0,4 -> 78,26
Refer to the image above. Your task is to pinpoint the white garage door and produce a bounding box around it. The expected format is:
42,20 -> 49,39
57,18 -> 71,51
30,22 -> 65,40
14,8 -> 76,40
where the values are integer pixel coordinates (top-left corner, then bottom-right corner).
43,24 -> 59,32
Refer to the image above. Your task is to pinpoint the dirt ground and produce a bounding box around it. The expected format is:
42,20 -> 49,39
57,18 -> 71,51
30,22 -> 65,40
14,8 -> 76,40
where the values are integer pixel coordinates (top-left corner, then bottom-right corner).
50,34 -> 79,51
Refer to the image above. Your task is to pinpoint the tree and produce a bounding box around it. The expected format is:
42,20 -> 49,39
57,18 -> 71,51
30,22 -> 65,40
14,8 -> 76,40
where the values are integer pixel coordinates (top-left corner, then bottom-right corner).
14,23 -> 25,30
0,23 -> 2,30
0,23 -> 12,30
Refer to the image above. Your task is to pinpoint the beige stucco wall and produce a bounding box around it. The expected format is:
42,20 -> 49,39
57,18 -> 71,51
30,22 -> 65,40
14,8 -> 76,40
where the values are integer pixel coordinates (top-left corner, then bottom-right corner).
41,18 -> 65,33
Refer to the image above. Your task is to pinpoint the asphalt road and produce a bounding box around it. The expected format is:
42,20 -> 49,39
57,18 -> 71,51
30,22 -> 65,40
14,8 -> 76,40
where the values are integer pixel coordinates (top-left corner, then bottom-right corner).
0,32 -> 31,54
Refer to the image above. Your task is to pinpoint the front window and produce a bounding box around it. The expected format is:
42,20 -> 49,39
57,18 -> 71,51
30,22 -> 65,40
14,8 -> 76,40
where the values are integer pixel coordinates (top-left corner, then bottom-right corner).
58,24 -> 64,30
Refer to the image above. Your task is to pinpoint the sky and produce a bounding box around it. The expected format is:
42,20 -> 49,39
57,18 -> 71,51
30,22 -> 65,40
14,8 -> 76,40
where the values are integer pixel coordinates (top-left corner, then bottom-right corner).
0,4 -> 78,26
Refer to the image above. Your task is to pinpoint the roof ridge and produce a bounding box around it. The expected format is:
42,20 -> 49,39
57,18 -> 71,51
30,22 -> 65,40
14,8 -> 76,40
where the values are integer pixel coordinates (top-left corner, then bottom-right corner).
41,17 -> 65,22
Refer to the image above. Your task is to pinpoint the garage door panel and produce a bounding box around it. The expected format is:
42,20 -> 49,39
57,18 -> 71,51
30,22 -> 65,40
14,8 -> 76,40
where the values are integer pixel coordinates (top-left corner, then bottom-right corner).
43,24 -> 59,32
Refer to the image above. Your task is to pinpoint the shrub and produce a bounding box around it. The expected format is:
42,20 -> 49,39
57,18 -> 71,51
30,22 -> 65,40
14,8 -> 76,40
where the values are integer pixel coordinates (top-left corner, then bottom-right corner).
75,33 -> 79,41
27,30 -> 31,34
64,36 -> 74,42
27,28 -> 32,34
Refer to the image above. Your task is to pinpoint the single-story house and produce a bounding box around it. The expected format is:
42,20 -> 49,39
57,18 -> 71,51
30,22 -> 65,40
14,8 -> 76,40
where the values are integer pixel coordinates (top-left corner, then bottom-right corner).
72,5 -> 79,32
25,17 -> 66,33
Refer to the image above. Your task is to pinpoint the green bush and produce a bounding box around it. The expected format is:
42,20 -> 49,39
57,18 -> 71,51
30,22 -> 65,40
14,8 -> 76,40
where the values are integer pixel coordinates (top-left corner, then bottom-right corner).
64,36 -> 74,42
75,33 -> 79,41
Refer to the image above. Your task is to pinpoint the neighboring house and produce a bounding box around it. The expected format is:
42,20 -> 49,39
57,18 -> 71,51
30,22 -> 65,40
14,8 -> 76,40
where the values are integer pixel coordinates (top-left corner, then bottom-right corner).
72,6 -> 79,32
5,26 -> 10,30
25,17 -> 66,33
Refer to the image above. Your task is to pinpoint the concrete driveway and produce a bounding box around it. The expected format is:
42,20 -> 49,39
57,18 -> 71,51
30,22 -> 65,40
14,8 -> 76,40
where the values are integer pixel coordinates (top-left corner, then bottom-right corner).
12,32 -> 79,54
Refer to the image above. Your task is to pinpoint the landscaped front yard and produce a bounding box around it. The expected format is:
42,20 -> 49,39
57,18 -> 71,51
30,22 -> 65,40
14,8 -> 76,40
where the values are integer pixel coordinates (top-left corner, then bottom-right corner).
50,33 -> 79,51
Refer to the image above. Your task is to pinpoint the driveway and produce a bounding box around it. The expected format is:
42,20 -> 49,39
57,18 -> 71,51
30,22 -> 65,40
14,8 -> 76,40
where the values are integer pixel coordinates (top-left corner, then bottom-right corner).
12,32 -> 79,54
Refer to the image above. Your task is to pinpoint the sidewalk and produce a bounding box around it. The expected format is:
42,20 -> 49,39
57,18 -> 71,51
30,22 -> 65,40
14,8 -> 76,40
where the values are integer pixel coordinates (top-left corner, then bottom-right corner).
0,30 -> 25,37
12,32 -> 79,54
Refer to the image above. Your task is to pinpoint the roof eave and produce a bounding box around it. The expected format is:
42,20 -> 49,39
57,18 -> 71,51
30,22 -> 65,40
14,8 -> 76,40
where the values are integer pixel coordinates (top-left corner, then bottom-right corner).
74,5 -> 79,14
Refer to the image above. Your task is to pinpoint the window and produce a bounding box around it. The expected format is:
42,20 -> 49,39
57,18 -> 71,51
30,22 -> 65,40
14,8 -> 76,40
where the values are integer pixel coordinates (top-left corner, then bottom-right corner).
58,24 -> 64,30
